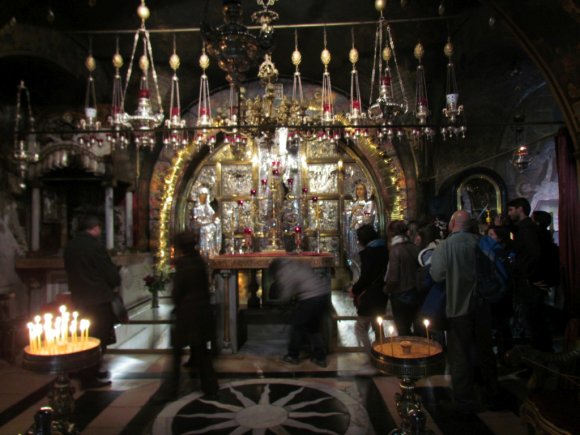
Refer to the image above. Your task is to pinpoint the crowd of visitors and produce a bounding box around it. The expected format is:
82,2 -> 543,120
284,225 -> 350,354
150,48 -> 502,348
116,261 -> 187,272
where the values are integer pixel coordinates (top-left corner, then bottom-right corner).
344,196 -> 561,417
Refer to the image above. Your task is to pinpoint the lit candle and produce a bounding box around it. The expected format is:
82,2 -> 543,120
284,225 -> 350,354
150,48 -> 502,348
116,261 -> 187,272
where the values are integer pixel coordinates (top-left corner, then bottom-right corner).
70,321 -> 77,343
62,312 -> 70,343
423,318 -> 431,355
376,316 -> 383,346
55,317 -> 62,344
423,318 -> 430,341
43,313 -> 53,347
85,320 -> 91,340
34,316 -> 42,350
388,325 -> 395,356
79,319 -> 87,342
27,322 -> 35,352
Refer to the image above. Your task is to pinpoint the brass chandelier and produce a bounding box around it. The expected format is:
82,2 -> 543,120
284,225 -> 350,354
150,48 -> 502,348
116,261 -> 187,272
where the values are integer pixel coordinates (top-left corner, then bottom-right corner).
13,0 -> 469,187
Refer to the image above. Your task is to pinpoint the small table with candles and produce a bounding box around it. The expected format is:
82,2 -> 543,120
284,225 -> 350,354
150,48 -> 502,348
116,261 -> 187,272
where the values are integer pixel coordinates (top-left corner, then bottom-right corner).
371,335 -> 445,435
22,306 -> 99,434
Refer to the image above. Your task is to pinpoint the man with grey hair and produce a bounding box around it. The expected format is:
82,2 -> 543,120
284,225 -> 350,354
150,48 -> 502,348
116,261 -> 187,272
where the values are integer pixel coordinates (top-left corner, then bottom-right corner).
430,210 -> 499,416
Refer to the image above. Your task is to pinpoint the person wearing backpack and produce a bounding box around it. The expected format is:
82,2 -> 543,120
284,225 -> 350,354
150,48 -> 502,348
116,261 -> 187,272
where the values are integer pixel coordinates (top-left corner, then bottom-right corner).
430,210 -> 499,417
507,198 -> 553,352
486,225 -> 515,362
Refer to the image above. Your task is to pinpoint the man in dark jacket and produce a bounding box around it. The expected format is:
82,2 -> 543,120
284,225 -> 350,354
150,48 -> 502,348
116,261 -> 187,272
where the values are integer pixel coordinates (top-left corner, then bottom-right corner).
349,224 -> 388,353
170,231 -> 218,398
64,214 -> 121,388
508,197 -> 552,351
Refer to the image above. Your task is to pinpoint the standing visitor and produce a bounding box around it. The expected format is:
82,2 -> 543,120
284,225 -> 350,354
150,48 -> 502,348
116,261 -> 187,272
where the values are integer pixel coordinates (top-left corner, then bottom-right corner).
349,224 -> 388,353
64,214 -> 120,389
430,210 -> 499,416
384,220 -> 420,336
170,231 -> 219,398
507,198 -> 553,351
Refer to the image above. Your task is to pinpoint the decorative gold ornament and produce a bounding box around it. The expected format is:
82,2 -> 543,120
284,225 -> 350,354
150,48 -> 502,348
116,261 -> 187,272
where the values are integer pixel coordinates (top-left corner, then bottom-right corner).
349,47 -> 359,65
444,40 -> 454,58
137,3 -> 150,21
414,43 -> 424,61
321,48 -> 331,66
112,53 -> 123,69
291,49 -> 302,67
85,55 -> 96,72
382,46 -> 392,62
139,54 -> 149,72
169,53 -> 180,71
199,52 -> 210,70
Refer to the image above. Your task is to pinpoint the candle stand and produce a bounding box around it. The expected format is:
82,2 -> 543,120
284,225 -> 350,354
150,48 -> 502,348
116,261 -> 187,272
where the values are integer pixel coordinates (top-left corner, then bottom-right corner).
371,336 -> 444,435
23,338 -> 101,434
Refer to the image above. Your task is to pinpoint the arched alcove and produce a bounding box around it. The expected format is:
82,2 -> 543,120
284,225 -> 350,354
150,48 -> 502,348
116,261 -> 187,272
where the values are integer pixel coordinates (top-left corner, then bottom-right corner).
148,80 -> 407,267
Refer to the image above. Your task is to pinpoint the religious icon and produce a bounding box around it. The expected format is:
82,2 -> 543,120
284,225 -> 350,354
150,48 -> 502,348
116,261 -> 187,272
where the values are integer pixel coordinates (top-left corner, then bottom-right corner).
191,187 -> 221,258
344,182 -> 376,282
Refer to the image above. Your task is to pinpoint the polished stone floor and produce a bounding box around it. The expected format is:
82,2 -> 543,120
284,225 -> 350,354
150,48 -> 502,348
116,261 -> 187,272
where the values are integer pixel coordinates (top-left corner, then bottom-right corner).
0,294 -> 532,435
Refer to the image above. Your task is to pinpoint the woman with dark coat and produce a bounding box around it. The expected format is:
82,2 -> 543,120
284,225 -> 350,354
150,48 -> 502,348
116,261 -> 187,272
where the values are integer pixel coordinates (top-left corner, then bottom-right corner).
349,224 -> 389,352
170,231 -> 218,398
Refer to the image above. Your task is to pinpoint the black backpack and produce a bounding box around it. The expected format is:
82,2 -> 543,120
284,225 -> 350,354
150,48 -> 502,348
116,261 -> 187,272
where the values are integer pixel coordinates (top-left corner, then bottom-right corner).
475,236 -> 510,303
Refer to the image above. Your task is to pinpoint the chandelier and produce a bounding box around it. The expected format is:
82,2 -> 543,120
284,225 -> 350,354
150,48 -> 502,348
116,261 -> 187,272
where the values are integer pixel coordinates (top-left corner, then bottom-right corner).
202,0 -> 276,85
12,0 -> 473,189
511,121 -> 533,172
13,81 -> 39,189
163,36 -> 188,149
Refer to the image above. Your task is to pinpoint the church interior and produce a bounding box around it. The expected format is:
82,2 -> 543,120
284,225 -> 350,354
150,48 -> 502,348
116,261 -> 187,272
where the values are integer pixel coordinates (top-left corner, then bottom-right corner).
0,0 -> 579,434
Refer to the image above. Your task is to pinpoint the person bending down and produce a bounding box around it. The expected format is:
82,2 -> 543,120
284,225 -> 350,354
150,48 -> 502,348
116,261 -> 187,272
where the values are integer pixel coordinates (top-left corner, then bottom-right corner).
268,258 -> 331,368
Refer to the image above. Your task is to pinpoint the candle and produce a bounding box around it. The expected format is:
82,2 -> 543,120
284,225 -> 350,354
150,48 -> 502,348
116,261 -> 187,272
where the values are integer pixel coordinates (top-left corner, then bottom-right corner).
423,318 -> 430,341
376,316 -> 383,346
70,321 -> 77,343
423,318 -> 431,355
25,306 -> 95,354
27,322 -> 35,352
388,325 -> 395,356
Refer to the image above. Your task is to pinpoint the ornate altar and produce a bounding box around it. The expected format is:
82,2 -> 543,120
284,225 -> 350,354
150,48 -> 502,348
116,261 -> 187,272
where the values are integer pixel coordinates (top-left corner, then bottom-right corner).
210,252 -> 334,353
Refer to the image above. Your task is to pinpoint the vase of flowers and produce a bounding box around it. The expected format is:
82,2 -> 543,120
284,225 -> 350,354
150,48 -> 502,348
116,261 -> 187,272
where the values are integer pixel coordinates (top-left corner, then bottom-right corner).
143,263 -> 174,309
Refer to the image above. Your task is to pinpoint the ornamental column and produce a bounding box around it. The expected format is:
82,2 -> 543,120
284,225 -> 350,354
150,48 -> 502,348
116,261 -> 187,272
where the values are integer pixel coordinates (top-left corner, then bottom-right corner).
105,185 -> 114,251
125,190 -> 134,248
30,185 -> 41,252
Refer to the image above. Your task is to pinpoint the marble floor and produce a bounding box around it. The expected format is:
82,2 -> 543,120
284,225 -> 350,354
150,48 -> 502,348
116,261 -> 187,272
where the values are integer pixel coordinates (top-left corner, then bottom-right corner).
0,295 -> 533,435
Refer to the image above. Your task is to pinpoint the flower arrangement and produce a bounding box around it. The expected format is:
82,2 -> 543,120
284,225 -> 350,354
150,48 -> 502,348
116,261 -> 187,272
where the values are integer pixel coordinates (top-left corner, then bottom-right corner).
143,263 -> 175,294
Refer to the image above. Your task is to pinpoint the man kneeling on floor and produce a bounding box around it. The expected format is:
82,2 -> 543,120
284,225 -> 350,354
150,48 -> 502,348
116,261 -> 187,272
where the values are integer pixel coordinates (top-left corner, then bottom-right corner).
268,258 -> 331,368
